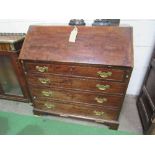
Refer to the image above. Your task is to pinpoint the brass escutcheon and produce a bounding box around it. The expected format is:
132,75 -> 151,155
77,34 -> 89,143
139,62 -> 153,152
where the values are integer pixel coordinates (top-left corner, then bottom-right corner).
38,78 -> 50,84
36,66 -> 48,73
93,110 -> 104,116
95,97 -> 107,103
41,90 -> 53,97
96,84 -> 110,91
97,71 -> 112,78
44,103 -> 55,109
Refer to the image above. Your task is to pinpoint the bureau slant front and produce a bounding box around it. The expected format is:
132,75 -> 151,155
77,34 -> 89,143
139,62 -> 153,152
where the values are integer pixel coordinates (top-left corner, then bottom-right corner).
19,26 -> 133,130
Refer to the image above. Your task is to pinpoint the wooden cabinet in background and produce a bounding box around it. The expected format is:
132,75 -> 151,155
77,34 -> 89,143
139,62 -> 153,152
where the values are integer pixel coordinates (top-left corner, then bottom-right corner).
0,51 -> 30,102
137,47 -> 155,134
0,33 -> 30,102
19,26 -> 133,129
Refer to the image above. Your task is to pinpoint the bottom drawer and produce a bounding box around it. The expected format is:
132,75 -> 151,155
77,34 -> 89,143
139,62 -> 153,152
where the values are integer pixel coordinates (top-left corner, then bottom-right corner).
33,100 -> 119,121
141,92 -> 153,119
0,85 -> 3,93
137,97 -> 152,131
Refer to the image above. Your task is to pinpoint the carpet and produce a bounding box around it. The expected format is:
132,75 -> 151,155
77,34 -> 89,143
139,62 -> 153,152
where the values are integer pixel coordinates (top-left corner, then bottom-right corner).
0,111 -> 133,135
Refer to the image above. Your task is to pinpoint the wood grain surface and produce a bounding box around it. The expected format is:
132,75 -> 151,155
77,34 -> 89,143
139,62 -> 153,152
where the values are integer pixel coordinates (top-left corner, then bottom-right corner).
20,26 -> 134,130
20,26 -> 133,67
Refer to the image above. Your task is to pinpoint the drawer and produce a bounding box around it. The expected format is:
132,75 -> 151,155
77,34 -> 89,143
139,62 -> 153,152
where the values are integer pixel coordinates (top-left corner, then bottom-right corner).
33,100 -> 119,121
30,87 -> 123,108
137,99 -> 151,131
140,92 -> 153,120
25,62 -> 128,82
0,85 -> 3,93
27,74 -> 126,95
145,68 -> 155,106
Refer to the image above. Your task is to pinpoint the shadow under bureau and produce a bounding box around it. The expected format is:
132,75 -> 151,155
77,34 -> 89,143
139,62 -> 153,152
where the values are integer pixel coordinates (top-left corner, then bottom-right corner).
19,26 -> 133,130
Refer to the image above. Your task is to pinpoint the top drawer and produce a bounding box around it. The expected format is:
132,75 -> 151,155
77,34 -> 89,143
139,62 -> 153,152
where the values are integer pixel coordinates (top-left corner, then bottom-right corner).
24,62 -> 129,82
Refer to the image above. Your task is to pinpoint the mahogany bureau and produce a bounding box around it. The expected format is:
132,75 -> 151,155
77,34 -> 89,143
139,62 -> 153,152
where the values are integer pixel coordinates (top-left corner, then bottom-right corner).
19,26 -> 133,130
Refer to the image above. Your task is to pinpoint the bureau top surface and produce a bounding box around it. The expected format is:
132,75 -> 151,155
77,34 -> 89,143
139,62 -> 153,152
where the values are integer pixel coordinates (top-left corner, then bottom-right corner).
19,26 -> 133,67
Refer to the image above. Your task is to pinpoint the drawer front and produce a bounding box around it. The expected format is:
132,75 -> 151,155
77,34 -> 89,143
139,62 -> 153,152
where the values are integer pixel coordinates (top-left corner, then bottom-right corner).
145,68 -> 155,105
140,92 -> 153,120
137,99 -> 151,131
27,74 -> 126,95
25,62 -> 127,82
0,85 -> 3,93
33,100 -> 119,121
30,87 -> 123,108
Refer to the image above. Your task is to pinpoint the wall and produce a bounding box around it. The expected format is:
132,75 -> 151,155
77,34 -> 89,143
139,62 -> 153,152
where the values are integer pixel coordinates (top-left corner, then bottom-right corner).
0,19 -> 155,95
120,20 -> 155,95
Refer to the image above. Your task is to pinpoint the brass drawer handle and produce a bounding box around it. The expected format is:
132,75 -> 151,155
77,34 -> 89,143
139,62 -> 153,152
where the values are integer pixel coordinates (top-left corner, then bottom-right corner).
38,78 -> 50,84
95,97 -> 107,103
96,84 -> 110,91
36,66 -> 48,73
41,90 -> 53,97
97,71 -> 112,78
94,110 -> 104,116
44,103 -> 55,109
